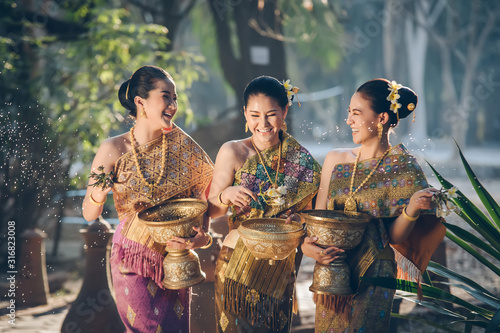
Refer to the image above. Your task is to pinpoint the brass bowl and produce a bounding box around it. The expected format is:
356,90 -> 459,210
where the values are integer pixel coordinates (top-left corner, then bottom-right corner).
299,210 -> 371,295
299,210 -> 371,250
137,198 -> 208,290
238,218 -> 304,264
138,198 -> 208,244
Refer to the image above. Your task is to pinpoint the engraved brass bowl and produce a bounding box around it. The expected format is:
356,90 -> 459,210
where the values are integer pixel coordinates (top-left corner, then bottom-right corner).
238,218 -> 305,265
138,198 -> 208,290
299,210 -> 371,295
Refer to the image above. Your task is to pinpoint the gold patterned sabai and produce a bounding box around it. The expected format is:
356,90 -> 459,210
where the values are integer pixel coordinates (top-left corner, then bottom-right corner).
238,218 -> 304,263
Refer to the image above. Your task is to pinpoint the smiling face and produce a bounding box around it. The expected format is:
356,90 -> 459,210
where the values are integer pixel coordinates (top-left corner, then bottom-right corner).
245,93 -> 288,148
346,92 -> 382,145
137,78 -> 177,130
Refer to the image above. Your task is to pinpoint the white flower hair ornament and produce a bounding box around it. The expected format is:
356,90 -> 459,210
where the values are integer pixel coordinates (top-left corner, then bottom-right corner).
283,79 -> 301,107
386,80 -> 416,122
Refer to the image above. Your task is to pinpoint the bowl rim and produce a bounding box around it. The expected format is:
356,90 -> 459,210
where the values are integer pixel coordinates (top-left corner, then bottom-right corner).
299,209 -> 371,225
138,198 -> 208,226
238,218 -> 304,236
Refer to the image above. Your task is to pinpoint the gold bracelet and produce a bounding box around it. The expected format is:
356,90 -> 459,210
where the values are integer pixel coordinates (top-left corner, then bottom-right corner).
89,191 -> 106,206
402,206 -> 419,222
200,233 -> 213,249
218,191 -> 230,207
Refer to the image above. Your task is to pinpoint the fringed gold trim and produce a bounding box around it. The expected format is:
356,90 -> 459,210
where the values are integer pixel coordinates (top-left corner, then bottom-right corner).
313,293 -> 353,321
391,245 -> 424,301
223,278 -> 286,331
391,245 -> 421,282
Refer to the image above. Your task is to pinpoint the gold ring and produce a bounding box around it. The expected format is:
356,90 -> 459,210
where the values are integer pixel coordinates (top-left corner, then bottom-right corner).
320,250 -> 324,256
186,240 -> 191,244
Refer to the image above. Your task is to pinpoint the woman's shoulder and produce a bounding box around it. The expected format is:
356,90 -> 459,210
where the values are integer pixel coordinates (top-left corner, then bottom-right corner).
97,132 -> 130,161
325,148 -> 357,166
215,138 -> 252,166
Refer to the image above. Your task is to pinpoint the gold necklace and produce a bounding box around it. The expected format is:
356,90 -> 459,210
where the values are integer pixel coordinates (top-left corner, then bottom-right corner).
251,136 -> 282,188
344,146 -> 392,212
129,127 -> 167,197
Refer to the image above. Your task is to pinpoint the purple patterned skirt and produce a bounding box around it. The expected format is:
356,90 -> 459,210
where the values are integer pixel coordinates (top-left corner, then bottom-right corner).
110,248 -> 191,333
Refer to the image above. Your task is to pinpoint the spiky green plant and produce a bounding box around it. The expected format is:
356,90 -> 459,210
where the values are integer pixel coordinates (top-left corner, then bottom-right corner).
365,143 -> 500,332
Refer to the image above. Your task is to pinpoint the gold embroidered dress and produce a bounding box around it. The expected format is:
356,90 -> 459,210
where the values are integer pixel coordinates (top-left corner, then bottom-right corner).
315,143 -> 445,333
215,132 -> 322,333
110,126 -> 213,333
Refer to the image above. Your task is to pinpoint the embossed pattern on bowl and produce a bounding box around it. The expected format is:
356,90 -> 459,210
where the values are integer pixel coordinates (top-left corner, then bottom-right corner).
299,210 -> 371,250
238,218 -> 305,260
138,198 -> 208,244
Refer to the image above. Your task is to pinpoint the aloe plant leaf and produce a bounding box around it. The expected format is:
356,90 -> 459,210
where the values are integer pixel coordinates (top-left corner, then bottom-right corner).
427,162 -> 500,251
455,141 -> 500,230
396,295 -> 466,319
443,222 -> 500,261
363,277 -> 494,319
427,261 -> 496,297
446,231 -> 500,276
486,308 -> 500,333
432,281 -> 500,308
390,313 -> 463,332
422,269 -> 433,286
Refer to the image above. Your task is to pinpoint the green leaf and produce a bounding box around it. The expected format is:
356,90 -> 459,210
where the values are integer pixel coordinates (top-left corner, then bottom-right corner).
390,313 -> 462,332
443,222 -> 500,261
422,269 -> 433,286
427,162 -> 500,252
446,231 -> 500,276
363,277 -> 494,319
427,261 -> 496,297
455,141 -> 500,230
486,308 -> 500,333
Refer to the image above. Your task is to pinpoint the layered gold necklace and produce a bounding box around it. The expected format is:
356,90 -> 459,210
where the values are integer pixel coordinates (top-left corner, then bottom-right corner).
344,146 -> 392,212
129,127 -> 167,200
251,136 -> 282,189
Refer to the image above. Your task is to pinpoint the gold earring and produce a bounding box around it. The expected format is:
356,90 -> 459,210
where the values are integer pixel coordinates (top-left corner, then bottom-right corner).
141,106 -> 147,119
377,123 -> 383,140
281,120 -> 287,133
245,122 -> 248,133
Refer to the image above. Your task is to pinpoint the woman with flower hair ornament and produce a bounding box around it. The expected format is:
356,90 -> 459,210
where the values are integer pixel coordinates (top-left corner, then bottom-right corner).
82,66 -> 214,332
302,78 -> 446,332
208,75 -> 321,332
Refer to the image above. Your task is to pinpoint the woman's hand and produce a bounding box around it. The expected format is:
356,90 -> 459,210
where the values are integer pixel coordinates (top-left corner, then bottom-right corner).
166,226 -> 210,250
221,186 -> 258,208
301,236 -> 344,265
285,212 -> 301,224
406,187 -> 438,217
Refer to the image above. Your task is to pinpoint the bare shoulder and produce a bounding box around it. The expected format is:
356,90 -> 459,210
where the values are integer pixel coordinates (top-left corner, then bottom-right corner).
95,132 -> 131,164
216,139 -> 252,171
324,148 -> 357,169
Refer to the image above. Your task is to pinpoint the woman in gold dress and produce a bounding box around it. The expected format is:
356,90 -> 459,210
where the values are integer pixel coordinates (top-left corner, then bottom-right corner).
302,79 -> 446,332
208,76 -> 322,332
82,66 -> 213,333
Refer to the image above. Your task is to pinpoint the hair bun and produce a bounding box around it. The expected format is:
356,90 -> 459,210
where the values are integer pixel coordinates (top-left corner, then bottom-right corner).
396,86 -> 418,120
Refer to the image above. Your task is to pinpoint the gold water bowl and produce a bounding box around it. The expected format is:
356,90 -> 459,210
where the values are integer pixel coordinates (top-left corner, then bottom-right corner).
299,210 -> 371,250
138,198 -> 208,244
238,218 -> 305,265
137,198 -> 208,290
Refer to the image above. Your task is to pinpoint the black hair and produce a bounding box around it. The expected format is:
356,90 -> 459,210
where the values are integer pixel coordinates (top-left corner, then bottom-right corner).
243,76 -> 289,110
356,78 -> 417,126
118,66 -> 173,117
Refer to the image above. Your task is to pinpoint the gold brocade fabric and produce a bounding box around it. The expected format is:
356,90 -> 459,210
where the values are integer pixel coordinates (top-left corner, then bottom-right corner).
216,133 -> 321,332
326,143 -> 445,286
228,132 -> 322,230
111,126 -> 213,278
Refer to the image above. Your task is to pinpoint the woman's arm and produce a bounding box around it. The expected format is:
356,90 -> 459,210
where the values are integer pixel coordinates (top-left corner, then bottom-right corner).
315,151 -> 339,210
82,139 -> 118,222
207,142 -> 258,219
389,188 -> 437,244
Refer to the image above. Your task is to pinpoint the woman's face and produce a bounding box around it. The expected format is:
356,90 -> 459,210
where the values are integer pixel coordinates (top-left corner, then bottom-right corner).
245,93 -> 287,148
346,92 -> 381,145
141,78 -> 177,129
